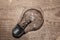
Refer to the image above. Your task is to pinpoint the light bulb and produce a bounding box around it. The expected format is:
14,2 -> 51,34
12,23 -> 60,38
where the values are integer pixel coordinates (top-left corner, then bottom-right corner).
12,9 -> 44,38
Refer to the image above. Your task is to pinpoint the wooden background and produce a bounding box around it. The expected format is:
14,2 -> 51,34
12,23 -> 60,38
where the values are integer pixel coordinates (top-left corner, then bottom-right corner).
0,0 -> 60,40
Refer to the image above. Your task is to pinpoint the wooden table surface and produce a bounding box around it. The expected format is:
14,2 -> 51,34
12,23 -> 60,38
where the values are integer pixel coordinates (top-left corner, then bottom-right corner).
0,0 -> 60,40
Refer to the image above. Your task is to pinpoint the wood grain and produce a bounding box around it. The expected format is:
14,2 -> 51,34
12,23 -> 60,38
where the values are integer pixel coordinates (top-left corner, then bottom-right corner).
0,0 -> 60,40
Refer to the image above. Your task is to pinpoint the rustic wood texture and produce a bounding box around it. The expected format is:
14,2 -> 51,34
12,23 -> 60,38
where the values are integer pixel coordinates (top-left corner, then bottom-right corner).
0,0 -> 60,40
